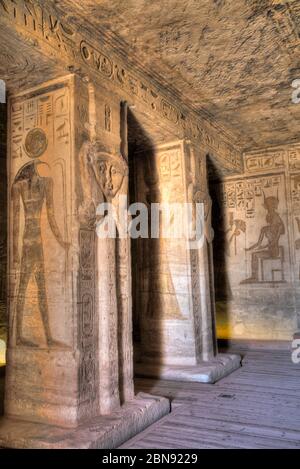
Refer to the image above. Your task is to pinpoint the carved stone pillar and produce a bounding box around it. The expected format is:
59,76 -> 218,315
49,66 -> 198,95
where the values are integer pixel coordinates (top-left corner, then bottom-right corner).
134,139 -> 240,382
0,100 -> 7,349
0,74 -> 169,448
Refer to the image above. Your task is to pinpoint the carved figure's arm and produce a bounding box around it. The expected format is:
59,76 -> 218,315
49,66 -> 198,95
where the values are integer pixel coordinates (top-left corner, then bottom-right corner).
12,182 -> 21,265
45,178 -> 69,250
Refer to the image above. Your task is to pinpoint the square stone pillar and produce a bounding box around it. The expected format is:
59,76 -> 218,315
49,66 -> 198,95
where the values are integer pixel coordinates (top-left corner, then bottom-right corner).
0,74 -> 169,448
134,140 -> 240,382
0,100 -> 7,352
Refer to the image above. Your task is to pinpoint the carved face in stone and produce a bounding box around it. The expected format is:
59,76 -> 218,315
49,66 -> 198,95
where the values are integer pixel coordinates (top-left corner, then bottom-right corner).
194,190 -> 211,220
94,153 -> 126,199
263,196 -> 279,212
14,160 -> 50,185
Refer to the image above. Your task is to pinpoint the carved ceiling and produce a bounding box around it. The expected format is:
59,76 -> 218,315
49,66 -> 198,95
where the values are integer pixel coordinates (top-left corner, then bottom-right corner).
1,0 -> 300,152
0,22 -> 64,91
52,0 -> 300,151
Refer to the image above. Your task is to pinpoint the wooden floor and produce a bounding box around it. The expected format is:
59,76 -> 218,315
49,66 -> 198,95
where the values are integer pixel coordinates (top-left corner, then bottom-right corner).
0,349 -> 299,448
121,349 -> 300,449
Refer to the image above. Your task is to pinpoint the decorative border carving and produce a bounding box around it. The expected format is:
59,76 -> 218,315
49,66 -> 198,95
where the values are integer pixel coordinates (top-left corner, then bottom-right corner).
0,0 -> 242,173
244,150 -> 286,174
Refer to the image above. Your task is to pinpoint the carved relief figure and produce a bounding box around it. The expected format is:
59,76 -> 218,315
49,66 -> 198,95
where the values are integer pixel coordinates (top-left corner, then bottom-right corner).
225,214 -> 246,256
105,104 -> 112,132
187,152 -> 217,358
241,192 -> 285,284
12,159 -> 69,347
78,142 -> 128,227
92,150 -> 127,202
141,149 -> 184,320
192,189 -> 214,244
78,138 -> 131,409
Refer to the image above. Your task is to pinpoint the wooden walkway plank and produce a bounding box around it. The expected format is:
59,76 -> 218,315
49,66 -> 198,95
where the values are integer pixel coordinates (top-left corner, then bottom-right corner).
122,348 -> 300,449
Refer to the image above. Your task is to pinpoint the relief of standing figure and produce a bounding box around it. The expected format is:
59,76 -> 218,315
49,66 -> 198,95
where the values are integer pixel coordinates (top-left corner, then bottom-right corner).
12,160 -> 69,347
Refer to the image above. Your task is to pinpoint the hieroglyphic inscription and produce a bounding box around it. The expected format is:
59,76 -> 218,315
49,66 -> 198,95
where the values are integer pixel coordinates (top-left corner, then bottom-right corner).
0,0 -> 77,58
78,228 -> 97,403
11,102 -> 24,159
158,149 -> 183,184
190,249 -> 201,352
288,147 -> 300,171
245,151 -> 285,174
221,175 -> 281,219
10,88 -> 70,161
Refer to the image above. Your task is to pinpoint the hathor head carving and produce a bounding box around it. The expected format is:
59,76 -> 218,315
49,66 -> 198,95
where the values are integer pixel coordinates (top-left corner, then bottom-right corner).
88,142 -> 128,200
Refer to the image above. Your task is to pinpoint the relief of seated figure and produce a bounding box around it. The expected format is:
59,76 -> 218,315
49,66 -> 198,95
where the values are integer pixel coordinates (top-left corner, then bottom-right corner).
240,193 -> 285,284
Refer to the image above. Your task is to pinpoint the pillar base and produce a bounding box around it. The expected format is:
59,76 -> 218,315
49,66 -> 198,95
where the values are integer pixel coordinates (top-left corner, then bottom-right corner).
135,353 -> 241,383
0,393 -> 170,449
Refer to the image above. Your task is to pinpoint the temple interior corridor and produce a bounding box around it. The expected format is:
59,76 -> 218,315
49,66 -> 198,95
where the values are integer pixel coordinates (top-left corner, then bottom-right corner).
0,0 -> 300,451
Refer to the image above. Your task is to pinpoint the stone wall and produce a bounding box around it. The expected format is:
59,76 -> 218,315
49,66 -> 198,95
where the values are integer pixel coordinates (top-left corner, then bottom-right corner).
211,144 -> 300,341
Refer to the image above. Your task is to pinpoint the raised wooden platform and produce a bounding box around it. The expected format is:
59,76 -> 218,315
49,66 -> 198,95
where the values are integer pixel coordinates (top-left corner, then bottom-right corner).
121,348 -> 300,449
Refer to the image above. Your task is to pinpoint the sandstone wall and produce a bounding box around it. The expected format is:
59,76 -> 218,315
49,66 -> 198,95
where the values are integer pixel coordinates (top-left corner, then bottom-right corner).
211,144 -> 300,341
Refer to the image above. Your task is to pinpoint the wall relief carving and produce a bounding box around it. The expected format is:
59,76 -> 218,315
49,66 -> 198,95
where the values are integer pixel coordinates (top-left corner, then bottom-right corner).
241,191 -> 285,284
212,145 -> 299,341
78,227 -> 97,405
133,143 -> 191,323
77,110 -> 132,408
12,160 -> 69,348
9,84 -> 71,349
